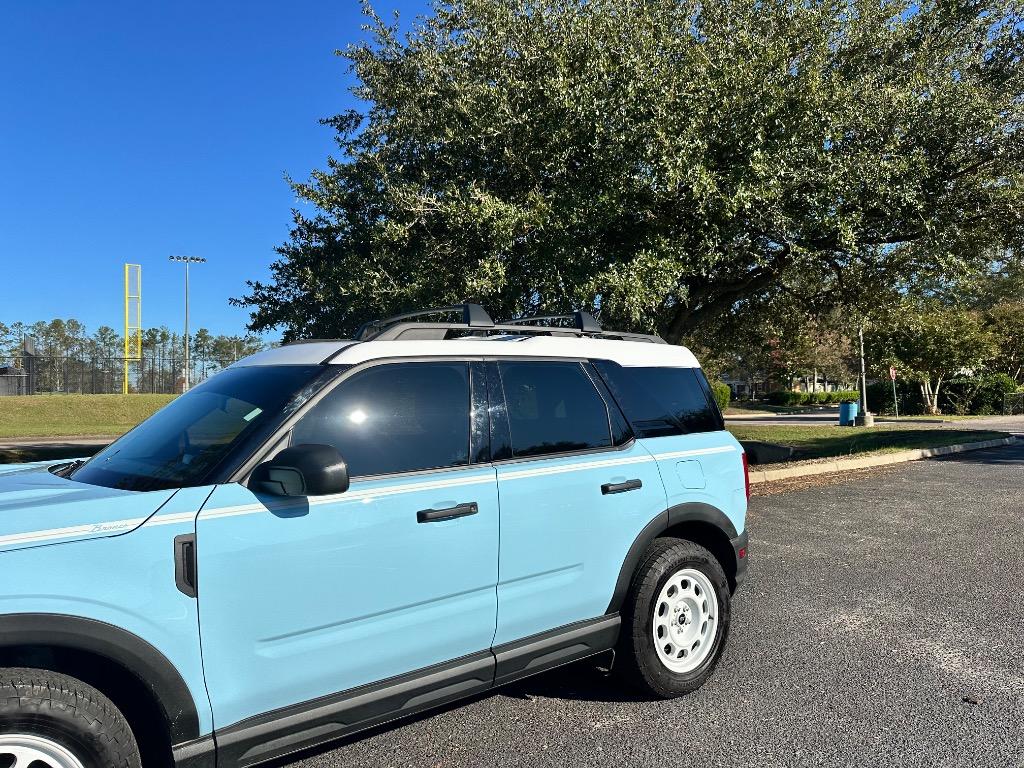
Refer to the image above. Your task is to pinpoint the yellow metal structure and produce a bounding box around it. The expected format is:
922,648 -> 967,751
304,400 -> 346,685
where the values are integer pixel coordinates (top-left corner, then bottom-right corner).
123,264 -> 142,394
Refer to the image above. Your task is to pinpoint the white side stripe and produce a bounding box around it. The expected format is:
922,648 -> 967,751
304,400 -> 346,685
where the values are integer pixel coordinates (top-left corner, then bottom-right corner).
0,446 -> 737,546
501,453 -> 653,481
0,517 -> 147,548
501,445 -> 736,481
197,472 -> 498,521
650,445 -> 736,461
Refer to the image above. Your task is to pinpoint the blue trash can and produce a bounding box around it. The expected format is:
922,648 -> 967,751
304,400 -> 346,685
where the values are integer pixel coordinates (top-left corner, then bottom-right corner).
839,401 -> 859,426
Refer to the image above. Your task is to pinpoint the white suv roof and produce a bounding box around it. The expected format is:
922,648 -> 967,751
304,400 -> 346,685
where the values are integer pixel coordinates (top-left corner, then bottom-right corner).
235,334 -> 700,369
232,304 -> 700,370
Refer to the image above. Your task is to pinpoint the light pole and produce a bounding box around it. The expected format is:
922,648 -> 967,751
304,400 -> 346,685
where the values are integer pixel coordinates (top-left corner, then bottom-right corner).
169,255 -> 206,391
857,324 -> 875,426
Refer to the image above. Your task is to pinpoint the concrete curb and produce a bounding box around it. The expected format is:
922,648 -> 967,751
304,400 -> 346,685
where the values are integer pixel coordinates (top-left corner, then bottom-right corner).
748,436 -> 1018,485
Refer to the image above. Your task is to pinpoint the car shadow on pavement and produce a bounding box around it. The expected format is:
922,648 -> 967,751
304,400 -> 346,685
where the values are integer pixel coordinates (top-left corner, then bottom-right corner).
260,658 -> 644,767
500,655 -> 647,704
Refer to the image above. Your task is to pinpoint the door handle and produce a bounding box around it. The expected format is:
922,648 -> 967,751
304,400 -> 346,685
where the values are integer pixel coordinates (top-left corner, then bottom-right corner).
601,479 -> 643,495
417,502 -> 479,523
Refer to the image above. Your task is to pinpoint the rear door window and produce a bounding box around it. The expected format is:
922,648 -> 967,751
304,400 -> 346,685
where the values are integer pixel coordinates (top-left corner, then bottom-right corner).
498,361 -> 612,458
592,361 -> 724,437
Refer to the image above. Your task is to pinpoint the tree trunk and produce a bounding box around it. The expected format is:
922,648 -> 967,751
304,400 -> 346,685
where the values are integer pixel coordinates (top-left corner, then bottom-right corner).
921,380 -> 937,414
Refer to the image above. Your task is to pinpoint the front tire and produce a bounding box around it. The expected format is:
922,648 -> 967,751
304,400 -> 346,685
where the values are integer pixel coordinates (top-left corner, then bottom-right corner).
0,667 -> 142,768
615,538 -> 732,697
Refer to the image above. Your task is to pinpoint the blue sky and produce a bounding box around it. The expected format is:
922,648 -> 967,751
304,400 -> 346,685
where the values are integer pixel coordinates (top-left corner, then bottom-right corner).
1,0 -> 427,340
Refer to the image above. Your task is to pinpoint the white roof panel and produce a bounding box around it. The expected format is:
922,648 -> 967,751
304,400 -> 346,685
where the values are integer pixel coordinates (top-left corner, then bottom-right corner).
231,341 -> 357,367
234,335 -> 699,368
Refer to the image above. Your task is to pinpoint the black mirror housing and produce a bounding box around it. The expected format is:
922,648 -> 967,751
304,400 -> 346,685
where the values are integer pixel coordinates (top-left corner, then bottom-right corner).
251,444 -> 349,497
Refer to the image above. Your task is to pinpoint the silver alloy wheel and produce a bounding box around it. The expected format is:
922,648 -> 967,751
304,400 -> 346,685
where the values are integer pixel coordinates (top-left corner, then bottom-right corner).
652,567 -> 719,673
0,734 -> 86,768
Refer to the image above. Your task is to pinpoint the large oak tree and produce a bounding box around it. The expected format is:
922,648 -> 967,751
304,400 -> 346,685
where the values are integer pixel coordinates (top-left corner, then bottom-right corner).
235,0 -> 1024,343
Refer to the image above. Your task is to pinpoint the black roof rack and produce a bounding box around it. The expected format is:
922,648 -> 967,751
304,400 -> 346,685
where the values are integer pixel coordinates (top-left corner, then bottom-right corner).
351,304 -> 664,343
505,310 -> 602,334
355,303 -> 494,341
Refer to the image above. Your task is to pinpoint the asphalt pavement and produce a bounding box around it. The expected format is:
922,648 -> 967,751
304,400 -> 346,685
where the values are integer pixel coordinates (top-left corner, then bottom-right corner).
277,441 -> 1024,768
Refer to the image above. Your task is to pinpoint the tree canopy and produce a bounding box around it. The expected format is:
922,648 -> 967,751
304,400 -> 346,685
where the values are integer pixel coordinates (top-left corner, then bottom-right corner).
235,0 -> 1024,344
868,299 -> 998,412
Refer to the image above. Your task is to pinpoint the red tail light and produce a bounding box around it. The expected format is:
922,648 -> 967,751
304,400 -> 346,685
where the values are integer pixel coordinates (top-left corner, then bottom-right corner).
741,451 -> 750,500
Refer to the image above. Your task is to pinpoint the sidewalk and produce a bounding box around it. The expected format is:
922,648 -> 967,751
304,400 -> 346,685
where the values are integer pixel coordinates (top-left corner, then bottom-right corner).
749,435 -> 1018,484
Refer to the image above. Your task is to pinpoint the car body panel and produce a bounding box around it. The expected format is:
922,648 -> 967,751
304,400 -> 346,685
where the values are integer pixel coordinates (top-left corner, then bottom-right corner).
195,467 -> 500,730
638,430 -> 746,536
0,463 -> 176,554
493,440 -> 667,645
0,481 -> 216,735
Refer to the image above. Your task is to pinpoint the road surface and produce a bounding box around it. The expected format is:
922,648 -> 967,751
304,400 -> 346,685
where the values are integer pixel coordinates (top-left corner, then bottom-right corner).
276,441 -> 1024,768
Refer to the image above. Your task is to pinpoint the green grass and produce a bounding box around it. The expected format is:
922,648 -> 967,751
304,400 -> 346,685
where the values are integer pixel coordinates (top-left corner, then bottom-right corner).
727,401 -> 823,415
884,413 -> 999,421
0,394 -> 176,438
727,423 -> 1010,461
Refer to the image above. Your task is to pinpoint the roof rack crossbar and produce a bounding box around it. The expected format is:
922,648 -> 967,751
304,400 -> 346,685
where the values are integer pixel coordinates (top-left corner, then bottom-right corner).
363,321 -> 665,343
504,310 -> 602,333
355,303 -> 494,341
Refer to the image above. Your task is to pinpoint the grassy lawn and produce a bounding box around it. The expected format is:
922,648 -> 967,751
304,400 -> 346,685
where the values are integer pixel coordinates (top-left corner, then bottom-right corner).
0,394 -> 176,439
727,423 -> 1010,461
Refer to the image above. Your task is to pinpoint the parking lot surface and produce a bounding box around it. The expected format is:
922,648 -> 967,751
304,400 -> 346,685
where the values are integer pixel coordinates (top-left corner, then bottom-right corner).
280,442 -> 1024,768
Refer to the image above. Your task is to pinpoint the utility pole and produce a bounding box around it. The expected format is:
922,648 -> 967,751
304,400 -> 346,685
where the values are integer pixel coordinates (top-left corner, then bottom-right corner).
859,326 -> 867,411
169,256 -> 206,391
857,324 -> 875,426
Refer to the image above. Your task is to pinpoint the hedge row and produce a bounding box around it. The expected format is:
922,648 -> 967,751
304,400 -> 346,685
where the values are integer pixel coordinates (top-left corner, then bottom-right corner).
765,389 -> 860,406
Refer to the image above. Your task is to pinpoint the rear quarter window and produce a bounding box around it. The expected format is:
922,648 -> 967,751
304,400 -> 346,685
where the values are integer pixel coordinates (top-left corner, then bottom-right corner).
498,360 -> 613,457
592,361 -> 724,437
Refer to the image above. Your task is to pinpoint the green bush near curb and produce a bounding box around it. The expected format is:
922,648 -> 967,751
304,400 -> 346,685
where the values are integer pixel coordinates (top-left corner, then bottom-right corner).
766,389 -> 859,407
711,381 -> 731,414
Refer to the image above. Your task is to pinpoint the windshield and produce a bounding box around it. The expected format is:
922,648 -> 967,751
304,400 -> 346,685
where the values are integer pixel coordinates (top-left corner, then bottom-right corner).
70,365 -> 333,491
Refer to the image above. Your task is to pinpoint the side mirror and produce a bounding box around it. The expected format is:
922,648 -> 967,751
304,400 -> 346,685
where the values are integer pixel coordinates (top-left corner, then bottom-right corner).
250,444 -> 349,497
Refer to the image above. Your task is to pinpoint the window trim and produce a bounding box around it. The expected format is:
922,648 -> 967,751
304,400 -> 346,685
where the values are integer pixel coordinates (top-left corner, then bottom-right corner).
230,353 -> 653,485
287,359 -> 477,482
589,359 -> 726,438
489,358 -> 633,466
232,356 -> 486,485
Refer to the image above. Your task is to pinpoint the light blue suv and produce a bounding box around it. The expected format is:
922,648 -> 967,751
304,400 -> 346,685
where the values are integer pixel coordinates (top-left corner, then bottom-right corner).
0,306 -> 748,768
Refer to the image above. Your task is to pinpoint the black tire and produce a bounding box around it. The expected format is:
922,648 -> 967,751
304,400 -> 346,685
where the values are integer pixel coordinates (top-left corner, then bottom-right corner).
615,537 -> 732,697
0,667 -> 142,768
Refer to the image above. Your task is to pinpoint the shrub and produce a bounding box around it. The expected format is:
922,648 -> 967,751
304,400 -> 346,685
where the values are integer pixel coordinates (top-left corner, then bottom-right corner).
940,373 -> 1017,415
867,381 -> 922,415
766,390 -> 805,406
766,389 -> 859,406
974,373 -> 1017,414
711,381 -> 731,413
827,389 -> 860,404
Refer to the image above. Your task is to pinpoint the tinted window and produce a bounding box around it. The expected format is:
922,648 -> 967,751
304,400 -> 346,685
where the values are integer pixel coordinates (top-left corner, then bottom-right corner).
593,361 -> 723,437
70,365 -> 330,491
498,361 -> 611,457
290,362 -> 471,477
